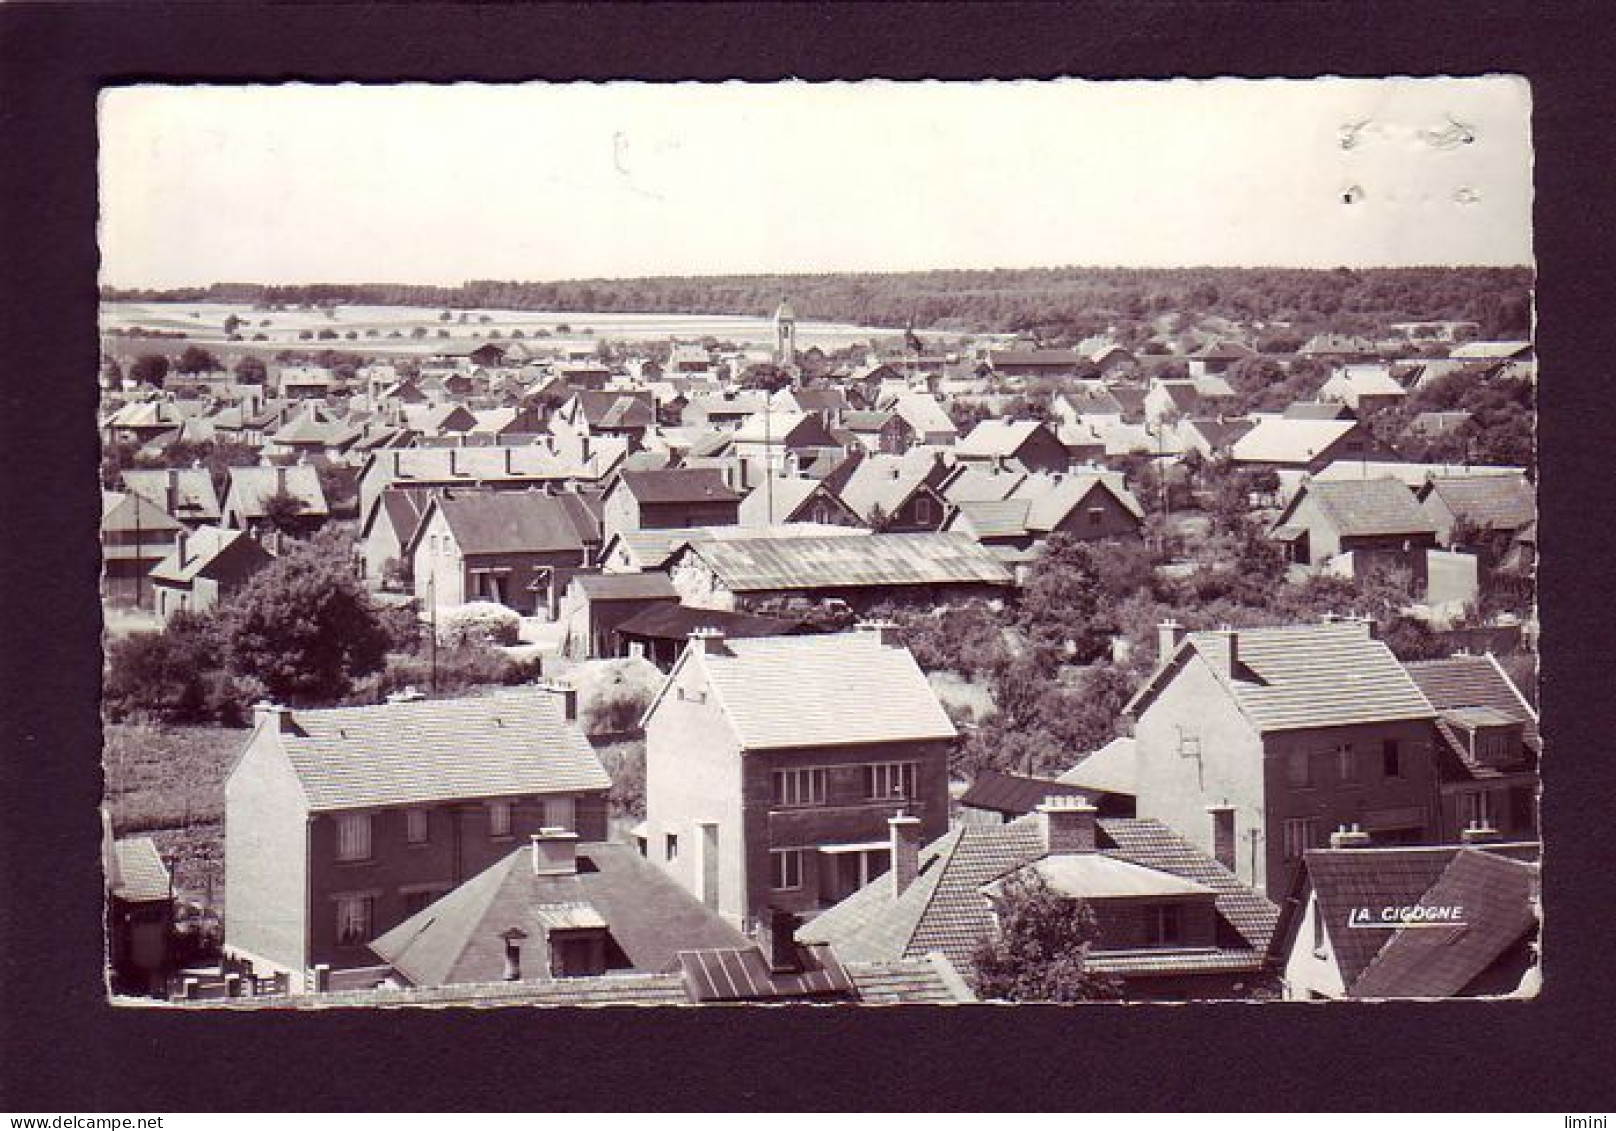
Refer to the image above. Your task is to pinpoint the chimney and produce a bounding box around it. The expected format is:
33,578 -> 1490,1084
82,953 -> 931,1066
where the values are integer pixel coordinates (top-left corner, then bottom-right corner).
499,927 -> 528,981
1461,821 -> 1503,845
386,686 -> 426,704
1206,804 -> 1236,871
1156,619 -> 1187,666
1039,795 -> 1098,855
689,626 -> 729,656
393,449 -> 402,477
449,447 -> 459,476
1216,625 -> 1239,677
855,619 -> 900,648
543,680 -> 579,722
759,907 -> 803,975
504,446 -> 514,475
166,468 -> 180,516
889,810 -> 922,899
275,465 -> 287,497
530,828 -> 579,877
1329,823 -> 1372,849
252,701 -> 291,733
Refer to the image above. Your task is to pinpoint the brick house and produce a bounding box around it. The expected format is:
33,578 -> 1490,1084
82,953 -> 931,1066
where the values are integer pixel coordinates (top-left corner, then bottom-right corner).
558,571 -> 680,660
738,476 -> 866,528
1124,619 -> 1442,900
641,625 -> 956,930
841,410 -> 915,455
223,687 -> 610,990
149,525 -> 276,622
598,468 -> 743,547
824,451 -> 953,532
407,489 -> 598,618
1268,477 -> 1441,593
800,799 -> 1279,1002
100,490 -> 182,607
221,464 -> 331,540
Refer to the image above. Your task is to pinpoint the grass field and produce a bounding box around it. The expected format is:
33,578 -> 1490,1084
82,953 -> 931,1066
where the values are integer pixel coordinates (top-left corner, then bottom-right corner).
103,721 -> 245,911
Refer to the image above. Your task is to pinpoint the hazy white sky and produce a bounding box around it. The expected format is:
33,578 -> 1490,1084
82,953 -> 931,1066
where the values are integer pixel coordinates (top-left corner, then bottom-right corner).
98,78 -> 1532,289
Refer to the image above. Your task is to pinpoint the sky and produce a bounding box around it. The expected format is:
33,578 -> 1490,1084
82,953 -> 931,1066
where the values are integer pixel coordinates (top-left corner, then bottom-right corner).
98,78 -> 1533,289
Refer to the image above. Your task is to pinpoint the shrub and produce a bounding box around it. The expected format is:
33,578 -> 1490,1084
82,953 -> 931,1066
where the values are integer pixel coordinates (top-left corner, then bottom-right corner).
435,601 -> 520,648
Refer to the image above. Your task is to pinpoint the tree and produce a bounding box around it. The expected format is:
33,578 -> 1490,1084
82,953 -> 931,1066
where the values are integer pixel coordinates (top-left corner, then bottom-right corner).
103,611 -> 228,723
234,355 -> 268,385
176,345 -> 221,374
260,489 -> 307,535
130,353 -> 169,388
1015,535 -> 1110,664
970,870 -> 1122,1002
223,314 -> 241,336
223,530 -> 390,706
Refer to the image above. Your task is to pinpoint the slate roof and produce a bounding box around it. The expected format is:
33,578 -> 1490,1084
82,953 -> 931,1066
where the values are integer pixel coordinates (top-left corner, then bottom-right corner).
677,531 -> 1013,594
570,572 -> 679,602
1291,477 -> 1439,538
956,419 -> 1051,459
1231,418 -> 1359,465
432,491 -> 592,556
800,816 -> 1278,975
1129,622 -> 1437,733
121,468 -> 221,522
263,688 -> 610,813
940,466 -> 1025,504
960,769 -> 1096,815
617,468 -> 741,506
833,453 -> 945,522
1403,654 -> 1539,778
1420,475 -> 1536,532
111,837 -> 170,903
672,632 -> 957,750
1057,736 -> 1139,796
149,525 -> 265,584
370,842 -> 748,986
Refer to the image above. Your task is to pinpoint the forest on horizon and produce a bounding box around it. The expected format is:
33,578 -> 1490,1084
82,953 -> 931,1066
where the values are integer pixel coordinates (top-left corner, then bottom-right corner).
102,264 -> 1535,342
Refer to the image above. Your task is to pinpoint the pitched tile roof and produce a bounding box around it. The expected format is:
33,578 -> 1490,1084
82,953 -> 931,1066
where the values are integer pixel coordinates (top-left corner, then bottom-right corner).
1347,849 -> 1538,998
1231,418 -> 1360,464
738,477 -> 843,526
1403,654 -> 1539,776
959,769 -> 1091,815
890,394 -> 957,438
1420,475 -> 1536,532
1293,477 -> 1439,538
149,525 -> 268,584
617,468 -> 741,505
1310,461 -> 1526,487
370,842 -> 748,986
1129,622 -> 1437,733
226,465 -> 330,519
1011,471 -> 1146,527
947,498 -> 1033,540
956,419 -> 1051,459
265,687 -> 610,813
101,490 -> 183,535
801,816 -> 1277,975
111,837 -> 170,903
940,466 -> 1026,504
676,531 -> 1013,594
121,468 -> 221,521
676,632 -> 957,750
432,491 -> 593,556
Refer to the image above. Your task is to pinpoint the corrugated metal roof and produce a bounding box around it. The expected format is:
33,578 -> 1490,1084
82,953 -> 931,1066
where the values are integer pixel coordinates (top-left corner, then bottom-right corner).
273,688 -> 609,813
694,633 -> 957,750
683,531 -> 1012,593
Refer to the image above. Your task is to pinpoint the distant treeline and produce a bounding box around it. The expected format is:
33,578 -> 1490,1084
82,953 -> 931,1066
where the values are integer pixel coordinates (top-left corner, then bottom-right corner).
102,265 -> 1534,339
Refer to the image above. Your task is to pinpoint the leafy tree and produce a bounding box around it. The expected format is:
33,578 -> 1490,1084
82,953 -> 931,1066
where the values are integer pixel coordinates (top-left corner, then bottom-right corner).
176,345 -> 222,374
223,530 -> 390,706
234,355 -> 268,385
260,489 -> 307,535
1016,535 -> 1111,664
970,870 -> 1122,1003
103,611 -> 228,723
223,314 -> 241,336
130,353 -> 170,388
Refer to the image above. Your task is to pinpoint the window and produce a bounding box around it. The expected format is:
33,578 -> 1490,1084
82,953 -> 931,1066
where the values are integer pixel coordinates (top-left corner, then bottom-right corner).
1382,739 -> 1402,778
771,848 -> 805,891
543,796 -> 575,831
336,814 -> 372,862
665,833 -> 679,862
865,762 -> 919,801
773,767 -> 828,808
1335,744 -> 1358,784
1286,752 -> 1313,789
405,808 -> 429,845
914,495 -> 933,524
488,801 -> 512,838
1087,506 -> 1105,527
1177,729 -> 1201,760
1148,904 -> 1183,946
1282,817 -> 1319,860
335,896 -> 373,946
1460,790 -> 1495,828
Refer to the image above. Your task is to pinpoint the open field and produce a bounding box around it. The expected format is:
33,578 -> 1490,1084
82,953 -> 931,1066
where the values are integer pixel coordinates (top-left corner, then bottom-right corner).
101,301 -> 900,359
103,722 -> 244,910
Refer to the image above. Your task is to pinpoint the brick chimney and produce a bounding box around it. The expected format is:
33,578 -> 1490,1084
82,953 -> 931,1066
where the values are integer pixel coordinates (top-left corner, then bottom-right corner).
856,619 -> 901,648
530,828 -> 579,877
689,626 -> 729,657
542,680 -> 579,722
759,907 -> 803,975
275,464 -> 288,497
1039,795 -> 1097,855
1216,625 -> 1240,677
252,701 -> 291,733
889,810 -> 922,899
166,468 -> 180,516
1157,619 -> 1186,666
1329,823 -> 1372,849
1206,804 -> 1237,871
1460,821 -> 1502,845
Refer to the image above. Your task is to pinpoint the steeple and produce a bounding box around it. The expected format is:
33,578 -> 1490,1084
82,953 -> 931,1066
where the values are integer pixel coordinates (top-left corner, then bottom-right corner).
773,299 -> 797,369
